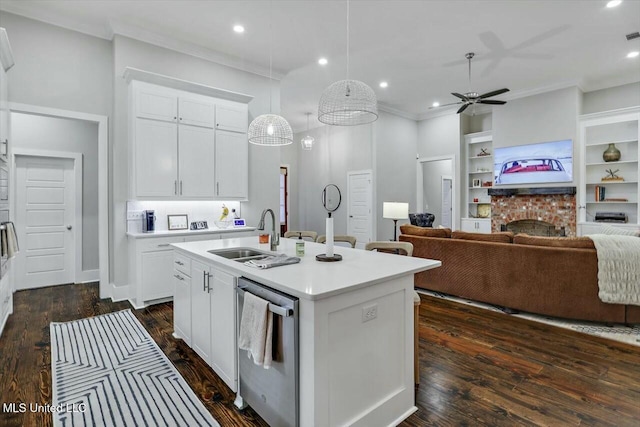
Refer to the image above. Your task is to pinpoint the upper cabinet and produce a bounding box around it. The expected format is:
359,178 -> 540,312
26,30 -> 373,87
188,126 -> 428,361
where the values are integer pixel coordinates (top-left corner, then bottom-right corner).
129,79 -> 250,200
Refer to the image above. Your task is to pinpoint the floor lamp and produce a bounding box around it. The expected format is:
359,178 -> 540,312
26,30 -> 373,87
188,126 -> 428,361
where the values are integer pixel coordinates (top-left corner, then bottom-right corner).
383,202 -> 409,241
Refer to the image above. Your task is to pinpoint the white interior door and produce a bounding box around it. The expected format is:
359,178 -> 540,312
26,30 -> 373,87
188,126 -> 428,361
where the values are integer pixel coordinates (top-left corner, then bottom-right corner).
347,171 -> 373,248
15,156 -> 75,289
441,176 -> 453,228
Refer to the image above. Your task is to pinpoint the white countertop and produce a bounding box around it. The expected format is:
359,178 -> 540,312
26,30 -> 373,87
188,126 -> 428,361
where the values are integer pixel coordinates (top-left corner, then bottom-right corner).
127,226 -> 256,238
171,236 -> 441,300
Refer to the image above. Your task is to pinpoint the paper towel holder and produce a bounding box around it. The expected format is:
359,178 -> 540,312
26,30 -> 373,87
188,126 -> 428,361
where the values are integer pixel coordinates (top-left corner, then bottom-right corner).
317,184 -> 343,262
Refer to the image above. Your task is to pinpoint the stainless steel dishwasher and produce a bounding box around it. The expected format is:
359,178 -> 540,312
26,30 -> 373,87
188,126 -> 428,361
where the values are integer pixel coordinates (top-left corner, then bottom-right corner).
235,277 -> 299,427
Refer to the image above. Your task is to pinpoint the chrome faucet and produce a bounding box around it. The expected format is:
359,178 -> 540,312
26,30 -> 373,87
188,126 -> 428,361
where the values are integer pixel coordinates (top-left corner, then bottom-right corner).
258,208 -> 279,251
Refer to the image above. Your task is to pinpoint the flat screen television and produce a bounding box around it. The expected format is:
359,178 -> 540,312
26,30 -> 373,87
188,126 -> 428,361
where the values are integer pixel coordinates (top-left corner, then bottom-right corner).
493,139 -> 573,186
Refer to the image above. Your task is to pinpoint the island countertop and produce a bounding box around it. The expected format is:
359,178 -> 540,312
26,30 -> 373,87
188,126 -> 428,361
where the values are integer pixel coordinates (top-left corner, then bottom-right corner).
171,236 -> 441,300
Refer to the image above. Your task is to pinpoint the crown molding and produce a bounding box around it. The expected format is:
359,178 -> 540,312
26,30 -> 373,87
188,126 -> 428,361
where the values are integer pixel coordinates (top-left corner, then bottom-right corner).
377,103 -> 418,121
109,20 -> 286,81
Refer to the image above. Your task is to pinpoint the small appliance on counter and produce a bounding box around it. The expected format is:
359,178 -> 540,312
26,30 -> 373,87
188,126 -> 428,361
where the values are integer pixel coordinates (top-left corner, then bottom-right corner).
142,210 -> 156,233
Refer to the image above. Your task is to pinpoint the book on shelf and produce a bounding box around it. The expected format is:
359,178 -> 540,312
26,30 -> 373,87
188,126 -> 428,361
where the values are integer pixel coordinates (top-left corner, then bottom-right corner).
595,185 -> 606,202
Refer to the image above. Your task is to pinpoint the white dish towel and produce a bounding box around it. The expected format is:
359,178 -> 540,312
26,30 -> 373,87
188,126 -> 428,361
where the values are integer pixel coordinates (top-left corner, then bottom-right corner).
238,292 -> 274,369
1,222 -> 19,258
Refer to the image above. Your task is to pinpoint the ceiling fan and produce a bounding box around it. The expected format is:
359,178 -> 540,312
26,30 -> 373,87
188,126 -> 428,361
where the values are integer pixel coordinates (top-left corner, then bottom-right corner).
434,52 -> 509,114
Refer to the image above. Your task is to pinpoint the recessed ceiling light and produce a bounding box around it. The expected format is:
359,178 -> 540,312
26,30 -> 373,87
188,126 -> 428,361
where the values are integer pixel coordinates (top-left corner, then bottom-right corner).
379,81 -> 388,88
627,51 -> 639,58
606,0 -> 622,8
432,102 -> 440,107
318,57 -> 328,65
233,25 -> 245,34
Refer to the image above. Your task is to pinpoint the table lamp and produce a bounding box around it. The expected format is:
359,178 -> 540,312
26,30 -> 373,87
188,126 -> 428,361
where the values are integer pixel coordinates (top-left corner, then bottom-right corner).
383,202 -> 409,241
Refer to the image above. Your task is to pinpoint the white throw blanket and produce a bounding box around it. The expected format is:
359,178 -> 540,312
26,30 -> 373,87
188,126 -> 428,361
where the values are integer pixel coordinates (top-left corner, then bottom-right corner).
588,234 -> 640,306
238,292 -> 274,368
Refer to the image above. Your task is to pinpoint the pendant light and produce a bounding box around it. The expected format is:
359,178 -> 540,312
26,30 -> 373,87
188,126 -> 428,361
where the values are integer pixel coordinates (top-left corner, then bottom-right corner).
300,113 -> 315,150
248,1 -> 293,146
318,0 -> 378,126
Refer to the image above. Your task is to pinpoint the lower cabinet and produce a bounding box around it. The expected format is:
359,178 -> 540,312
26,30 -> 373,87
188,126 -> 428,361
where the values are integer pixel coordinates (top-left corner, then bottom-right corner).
141,250 -> 175,301
183,257 -> 238,392
173,267 -> 191,346
460,218 -> 491,233
0,259 -> 13,337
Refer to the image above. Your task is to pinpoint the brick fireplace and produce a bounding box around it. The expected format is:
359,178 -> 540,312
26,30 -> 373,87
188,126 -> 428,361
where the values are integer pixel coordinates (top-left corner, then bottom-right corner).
489,187 -> 577,237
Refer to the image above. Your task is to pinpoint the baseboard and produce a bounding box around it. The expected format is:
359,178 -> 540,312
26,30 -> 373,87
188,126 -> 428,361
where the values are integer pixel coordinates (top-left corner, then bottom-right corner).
388,406 -> 418,426
77,269 -> 100,284
110,283 -> 130,303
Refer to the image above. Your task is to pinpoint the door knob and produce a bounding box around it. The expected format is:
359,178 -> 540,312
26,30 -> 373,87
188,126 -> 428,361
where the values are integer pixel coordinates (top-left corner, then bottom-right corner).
67,225 -> 73,230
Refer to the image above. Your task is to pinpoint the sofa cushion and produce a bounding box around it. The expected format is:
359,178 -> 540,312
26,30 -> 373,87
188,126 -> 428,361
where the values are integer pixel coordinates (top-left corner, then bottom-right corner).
451,230 -> 514,243
400,224 -> 451,238
513,233 -> 595,249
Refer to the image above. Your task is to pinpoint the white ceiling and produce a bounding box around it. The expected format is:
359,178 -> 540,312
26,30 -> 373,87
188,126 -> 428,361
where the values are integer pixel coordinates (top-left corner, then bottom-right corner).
1,0 -> 639,131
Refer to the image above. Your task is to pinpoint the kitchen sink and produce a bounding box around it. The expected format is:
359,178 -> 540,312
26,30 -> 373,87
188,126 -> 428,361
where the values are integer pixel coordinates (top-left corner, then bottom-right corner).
207,247 -> 273,262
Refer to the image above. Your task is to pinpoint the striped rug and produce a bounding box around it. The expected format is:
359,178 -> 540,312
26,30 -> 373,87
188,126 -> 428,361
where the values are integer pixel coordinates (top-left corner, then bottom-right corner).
51,309 -> 219,427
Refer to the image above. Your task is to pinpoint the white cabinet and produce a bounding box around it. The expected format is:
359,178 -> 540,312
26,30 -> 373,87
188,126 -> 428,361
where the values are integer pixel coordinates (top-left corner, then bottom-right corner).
134,118 -> 178,197
579,107 -> 639,226
178,254 -> 238,392
215,130 -> 248,199
0,61 -> 8,163
0,259 -> 13,336
215,102 -> 248,133
129,80 -> 249,200
462,131 -> 493,231
179,125 -> 216,197
460,218 -> 491,233
136,237 -> 180,304
191,260 -> 213,364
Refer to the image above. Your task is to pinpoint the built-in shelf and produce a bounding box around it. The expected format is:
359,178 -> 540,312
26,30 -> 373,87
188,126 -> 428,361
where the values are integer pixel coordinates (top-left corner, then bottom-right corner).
586,139 -> 638,147
464,131 -> 493,223
469,171 -> 493,175
488,187 -> 577,196
469,155 -> 492,160
586,181 -> 638,185
586,201 -> 637,204
586,160 -> 638,166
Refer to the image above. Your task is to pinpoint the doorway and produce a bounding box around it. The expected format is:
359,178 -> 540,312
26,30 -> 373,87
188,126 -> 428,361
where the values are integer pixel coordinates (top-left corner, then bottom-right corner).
279,166 -> 289,235
15,153 -> 81,289
417,156 -> 456,229
347,170 -> 373,248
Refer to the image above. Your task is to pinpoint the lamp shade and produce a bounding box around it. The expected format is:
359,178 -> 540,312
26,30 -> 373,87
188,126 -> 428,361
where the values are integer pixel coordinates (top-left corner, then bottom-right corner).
383,202 -> 409,220
248,114 -> 293,146
318,79 -> 378,126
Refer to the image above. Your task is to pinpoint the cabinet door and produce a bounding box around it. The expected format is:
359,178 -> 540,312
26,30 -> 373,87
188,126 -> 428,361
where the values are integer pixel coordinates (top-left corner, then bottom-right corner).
141,250 -> 175,301
178,125 -> 216,198
210,268 -> 237,391
179,96 -> 215,128
460,219 -> 476,232
215,130 -> 248,199
0,66 -> 8,162
476,219 -> 492,234
173,269 -> 191,345
191,261 -> 212,364
135,84 -> 177,123
135,118 -> 178,197
215,102 -> 248,133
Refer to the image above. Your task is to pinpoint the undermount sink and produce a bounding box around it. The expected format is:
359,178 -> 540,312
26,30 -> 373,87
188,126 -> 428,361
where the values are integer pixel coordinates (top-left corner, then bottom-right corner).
207,247 -> 273,262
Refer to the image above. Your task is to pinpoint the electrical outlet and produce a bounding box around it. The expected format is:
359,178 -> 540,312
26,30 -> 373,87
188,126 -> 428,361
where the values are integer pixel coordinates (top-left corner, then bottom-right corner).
362,303 -> 378,323
127,211 -> 144,220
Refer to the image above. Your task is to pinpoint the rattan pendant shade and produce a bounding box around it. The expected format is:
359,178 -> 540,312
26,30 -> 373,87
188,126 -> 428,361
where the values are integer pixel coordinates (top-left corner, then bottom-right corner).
318,79 -> 378,126
248,114 -> 293,146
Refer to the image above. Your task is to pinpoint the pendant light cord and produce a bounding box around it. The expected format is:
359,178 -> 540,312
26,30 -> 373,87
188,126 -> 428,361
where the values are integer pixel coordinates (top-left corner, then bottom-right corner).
346,0 -> 350,80
269,0 -> 273,113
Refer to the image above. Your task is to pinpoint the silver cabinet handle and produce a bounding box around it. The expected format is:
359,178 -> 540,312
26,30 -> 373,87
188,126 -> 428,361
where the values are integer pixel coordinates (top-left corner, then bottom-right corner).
158,243 -> 170,247
180,180 -> 183,195
216,182 -> 219,195
175,260 -> 184,266
207,272 -> 212,293
203,270 -> 207,291
174,180 -> 178,195
174,274 -> 184,281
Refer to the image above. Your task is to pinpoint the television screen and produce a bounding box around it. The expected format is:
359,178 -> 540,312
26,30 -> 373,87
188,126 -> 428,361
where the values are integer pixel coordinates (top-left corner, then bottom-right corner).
493,139 -> 573,186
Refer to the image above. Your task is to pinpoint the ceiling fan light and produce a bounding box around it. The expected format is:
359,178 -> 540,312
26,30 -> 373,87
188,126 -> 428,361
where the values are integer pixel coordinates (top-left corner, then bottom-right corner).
318,79 -> 378,126
248,114 -> 293,146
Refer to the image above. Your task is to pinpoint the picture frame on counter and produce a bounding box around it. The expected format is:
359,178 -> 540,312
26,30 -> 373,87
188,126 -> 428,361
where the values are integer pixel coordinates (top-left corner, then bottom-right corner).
168,214 -> 188,230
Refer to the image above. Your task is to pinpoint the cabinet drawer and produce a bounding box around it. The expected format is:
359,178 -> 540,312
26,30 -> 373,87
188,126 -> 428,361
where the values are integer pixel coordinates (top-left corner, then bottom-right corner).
138,236 -> 183,252
174,253 -> 191,276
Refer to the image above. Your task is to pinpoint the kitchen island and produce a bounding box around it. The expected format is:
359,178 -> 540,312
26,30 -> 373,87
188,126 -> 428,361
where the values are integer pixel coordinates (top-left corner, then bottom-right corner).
171,236 -> 440,427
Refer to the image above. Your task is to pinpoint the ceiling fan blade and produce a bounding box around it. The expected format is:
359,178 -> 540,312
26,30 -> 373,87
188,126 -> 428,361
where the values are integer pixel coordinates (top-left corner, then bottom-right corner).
451,92 -> 468,101
429,101 -> 463,109
457,104 -> 470,114
477,100 -> 507,105
478,88 -> 510,99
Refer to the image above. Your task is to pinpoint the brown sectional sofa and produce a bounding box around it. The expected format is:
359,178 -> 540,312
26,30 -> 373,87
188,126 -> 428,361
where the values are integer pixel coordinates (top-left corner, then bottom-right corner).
399,224 -> 640,324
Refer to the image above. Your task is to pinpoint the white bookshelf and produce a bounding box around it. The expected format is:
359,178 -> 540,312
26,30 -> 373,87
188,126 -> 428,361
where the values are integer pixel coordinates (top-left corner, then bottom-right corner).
578,107 -> 640,233
462,131 -> 493,232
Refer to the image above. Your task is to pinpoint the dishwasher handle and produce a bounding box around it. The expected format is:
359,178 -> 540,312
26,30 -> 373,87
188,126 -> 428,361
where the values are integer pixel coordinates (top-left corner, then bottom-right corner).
236,286 -> 293,318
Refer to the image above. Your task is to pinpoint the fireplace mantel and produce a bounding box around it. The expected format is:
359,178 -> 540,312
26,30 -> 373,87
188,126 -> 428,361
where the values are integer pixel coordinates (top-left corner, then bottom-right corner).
488,187 -> 577,196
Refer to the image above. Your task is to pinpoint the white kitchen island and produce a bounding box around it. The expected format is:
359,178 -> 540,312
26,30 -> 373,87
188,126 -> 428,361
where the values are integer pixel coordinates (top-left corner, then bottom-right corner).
171,236 -> 440,427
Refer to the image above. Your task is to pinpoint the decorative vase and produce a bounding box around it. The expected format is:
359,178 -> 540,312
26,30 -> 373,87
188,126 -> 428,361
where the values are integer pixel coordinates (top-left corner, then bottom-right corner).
602,143 -> 621,162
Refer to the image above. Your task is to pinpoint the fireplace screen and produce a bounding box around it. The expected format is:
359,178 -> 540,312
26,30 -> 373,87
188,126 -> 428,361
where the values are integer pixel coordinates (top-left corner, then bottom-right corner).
501,219 -> 566,237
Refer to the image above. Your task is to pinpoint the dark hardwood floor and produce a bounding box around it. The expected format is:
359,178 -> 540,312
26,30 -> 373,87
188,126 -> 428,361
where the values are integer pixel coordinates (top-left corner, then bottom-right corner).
1,283 -> 639,426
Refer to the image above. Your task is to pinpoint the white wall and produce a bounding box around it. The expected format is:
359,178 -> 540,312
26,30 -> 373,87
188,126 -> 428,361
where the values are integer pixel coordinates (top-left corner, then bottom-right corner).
582,82 -> 640,115
11,112 -> 99,272
421,159 -> 453,227
111,35 -> 280,288
0,12 -> 112,117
